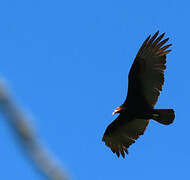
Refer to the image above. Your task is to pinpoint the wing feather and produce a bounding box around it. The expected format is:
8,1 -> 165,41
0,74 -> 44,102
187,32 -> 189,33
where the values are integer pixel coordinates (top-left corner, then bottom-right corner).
152,33 -> 165,47
129,31 -> 172,107
102,114 -> 149,158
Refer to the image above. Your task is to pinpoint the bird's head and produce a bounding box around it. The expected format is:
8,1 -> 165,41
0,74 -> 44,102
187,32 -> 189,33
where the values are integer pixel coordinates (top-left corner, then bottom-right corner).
112,106 -> 125,115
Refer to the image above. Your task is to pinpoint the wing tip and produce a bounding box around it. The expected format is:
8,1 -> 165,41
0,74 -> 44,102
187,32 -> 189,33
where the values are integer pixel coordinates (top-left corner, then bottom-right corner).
102,138 -> 130,159
137,31 -> 172,58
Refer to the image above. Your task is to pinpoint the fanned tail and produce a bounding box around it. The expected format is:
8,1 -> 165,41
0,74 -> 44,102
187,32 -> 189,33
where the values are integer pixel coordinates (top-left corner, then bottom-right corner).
152,109 -> 175,125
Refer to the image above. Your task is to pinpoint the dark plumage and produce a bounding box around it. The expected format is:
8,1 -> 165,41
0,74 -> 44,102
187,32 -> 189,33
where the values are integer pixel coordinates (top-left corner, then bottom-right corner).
102,31 -> 175,158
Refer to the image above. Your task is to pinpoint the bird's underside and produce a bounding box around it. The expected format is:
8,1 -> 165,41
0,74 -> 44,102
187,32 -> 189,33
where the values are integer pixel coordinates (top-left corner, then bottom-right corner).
102,31 -> 175,158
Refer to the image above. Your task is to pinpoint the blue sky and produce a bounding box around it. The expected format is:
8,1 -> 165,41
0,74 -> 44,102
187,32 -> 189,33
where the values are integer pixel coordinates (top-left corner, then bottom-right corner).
0,0 -> 189,179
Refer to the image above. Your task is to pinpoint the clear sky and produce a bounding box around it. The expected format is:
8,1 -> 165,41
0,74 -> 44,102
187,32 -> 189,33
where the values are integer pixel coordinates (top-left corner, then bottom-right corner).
0,0 -> 189,179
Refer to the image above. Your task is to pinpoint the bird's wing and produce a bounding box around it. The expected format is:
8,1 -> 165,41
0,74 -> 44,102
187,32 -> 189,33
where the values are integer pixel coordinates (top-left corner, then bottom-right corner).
126,31 -> 171,107
102,114 -> 149,158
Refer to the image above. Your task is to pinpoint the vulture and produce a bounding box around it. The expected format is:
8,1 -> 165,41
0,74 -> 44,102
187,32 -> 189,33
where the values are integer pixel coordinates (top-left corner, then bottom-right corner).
102,31 -> 175,158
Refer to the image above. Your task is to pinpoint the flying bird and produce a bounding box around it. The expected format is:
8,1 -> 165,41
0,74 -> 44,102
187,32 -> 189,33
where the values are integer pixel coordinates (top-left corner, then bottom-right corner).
102,31 -> 175,158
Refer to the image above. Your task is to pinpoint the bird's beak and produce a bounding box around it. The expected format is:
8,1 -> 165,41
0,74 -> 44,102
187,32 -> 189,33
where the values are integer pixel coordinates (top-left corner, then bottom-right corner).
112,106 -> 122,115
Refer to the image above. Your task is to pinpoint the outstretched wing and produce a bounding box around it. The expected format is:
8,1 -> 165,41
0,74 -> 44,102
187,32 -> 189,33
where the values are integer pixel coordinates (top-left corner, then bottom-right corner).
102,114 -> 149,158
125,31 -> 171,107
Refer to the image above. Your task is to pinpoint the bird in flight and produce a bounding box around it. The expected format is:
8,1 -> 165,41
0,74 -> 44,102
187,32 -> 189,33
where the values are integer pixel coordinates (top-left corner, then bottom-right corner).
102,31 -> 175,158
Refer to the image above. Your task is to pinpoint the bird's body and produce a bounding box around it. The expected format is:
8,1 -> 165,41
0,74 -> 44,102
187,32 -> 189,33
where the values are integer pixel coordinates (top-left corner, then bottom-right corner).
102,31 -> 175,158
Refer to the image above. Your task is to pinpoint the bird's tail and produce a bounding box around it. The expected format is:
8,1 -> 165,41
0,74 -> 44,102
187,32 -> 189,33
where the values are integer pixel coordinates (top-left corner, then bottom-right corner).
152,109 -> 175,125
